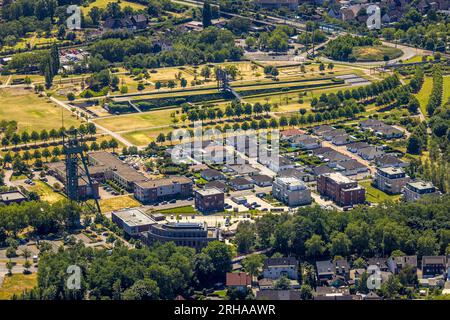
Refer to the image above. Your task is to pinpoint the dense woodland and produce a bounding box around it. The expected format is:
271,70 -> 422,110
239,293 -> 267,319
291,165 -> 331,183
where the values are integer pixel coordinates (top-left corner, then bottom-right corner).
234,195 -> 450,258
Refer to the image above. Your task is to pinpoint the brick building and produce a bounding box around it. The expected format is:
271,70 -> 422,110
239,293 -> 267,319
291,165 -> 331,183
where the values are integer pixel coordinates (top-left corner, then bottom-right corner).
317,172 -> 365,207
195,188 -> 225,213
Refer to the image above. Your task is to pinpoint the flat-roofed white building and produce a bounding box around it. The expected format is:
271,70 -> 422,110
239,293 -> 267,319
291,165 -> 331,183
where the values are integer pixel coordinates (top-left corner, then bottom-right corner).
272,177 -> 311,206
111,208 -> 156,236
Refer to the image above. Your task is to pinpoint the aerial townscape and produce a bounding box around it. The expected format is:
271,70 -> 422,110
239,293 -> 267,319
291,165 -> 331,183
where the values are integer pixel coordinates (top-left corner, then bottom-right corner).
0,0 -> 449,305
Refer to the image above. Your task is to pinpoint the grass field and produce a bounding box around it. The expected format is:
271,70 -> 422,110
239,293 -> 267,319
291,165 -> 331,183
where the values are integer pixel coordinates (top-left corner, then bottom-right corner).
28,181 -> 65,204
353,46 -> 403,62
443,76 -> 450,104
121,127 -> 173,146
360,181 -> 401,203
0,88 -> 81,132
81,0 -> 145,14
98,195 -> 141,212
157,205 -> 197,215
415,77 -> 433,118
94,107 -> 181,132
0,273 -> 37,300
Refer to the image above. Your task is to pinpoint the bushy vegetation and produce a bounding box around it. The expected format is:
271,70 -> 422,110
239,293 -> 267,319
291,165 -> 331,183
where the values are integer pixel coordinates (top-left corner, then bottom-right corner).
236,195 -> 450,258
18,240 -> 233,300
0,200 -> 82,245
91,27 -> 243,68
426,66 -> 443,116
323,35 -> 380,61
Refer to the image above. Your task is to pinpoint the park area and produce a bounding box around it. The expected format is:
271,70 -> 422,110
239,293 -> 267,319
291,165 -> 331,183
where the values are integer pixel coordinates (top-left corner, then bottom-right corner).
0,87 -> 81,133
352,46 -> 403,62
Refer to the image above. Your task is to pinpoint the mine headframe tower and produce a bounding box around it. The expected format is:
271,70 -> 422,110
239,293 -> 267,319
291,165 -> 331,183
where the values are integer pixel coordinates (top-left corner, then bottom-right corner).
63,128 -> 101,213
216,68 -> 230,91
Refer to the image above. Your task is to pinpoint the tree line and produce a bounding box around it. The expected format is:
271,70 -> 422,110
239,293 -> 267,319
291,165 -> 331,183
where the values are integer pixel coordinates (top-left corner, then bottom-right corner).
311,75 -> 401,112
1,123 -> 97,150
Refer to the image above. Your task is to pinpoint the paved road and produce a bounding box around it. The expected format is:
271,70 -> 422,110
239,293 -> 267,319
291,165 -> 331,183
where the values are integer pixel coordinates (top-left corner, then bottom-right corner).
50,96 -> 134,148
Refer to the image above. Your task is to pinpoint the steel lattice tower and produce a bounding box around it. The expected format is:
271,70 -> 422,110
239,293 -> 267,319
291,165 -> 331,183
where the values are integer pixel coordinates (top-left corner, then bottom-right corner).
63,129 -> 101,213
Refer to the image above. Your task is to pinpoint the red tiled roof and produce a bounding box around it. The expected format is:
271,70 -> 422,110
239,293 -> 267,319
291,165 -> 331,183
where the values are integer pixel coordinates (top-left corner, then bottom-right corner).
226,272 -> 251,287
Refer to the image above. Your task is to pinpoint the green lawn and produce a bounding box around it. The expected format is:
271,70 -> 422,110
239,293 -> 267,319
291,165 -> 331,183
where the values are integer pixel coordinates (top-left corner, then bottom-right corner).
352,46 -> 403,62
360,181 -> 401,204
81,0 -> 145,14
94,108 -> 180,132
0,87 -> 81,133
415,77 -> 433,119
157,205 -> 197,215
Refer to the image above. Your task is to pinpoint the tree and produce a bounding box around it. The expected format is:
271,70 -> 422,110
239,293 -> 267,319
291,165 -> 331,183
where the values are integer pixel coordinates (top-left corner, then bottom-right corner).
156,133 -> 166,144
380,275 -> 402,299
6,261 -> 13,276
305,234 -> 326,258
242,254 -> 264,278
31,131 -> 40,146
180,78 -> 187,88
202,241 -> 232,280
122,279 -> 160,300
109,139 -> 119,153
407,134 -> 421,155
200,66 -> 211,80
300,284 -> 313,300
155,81 -> 162,90
274,276 -> 290,290
416,232 -> 439,256
167,80 -> 176,89
235,221 -> 256,254
202,1 -> 212,28
328,232 -> 351,257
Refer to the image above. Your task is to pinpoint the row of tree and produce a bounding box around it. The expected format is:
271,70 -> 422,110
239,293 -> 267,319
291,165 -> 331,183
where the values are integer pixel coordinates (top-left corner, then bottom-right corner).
311,75 -> 401,112
1,123 -> 96,149
426,66 -> 443,116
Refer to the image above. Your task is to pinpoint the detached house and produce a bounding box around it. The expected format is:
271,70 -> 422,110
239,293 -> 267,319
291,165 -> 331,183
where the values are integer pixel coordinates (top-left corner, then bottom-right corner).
226,272 -> 252,291
388,255 -> 418,274
263,257 -> 298,280
422,256 -> 447,278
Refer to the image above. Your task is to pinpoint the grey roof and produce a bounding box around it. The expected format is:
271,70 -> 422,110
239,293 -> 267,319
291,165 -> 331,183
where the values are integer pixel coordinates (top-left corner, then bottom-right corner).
251,174 -> 273,184
264,257 -> 298,268
375,154 -> 406,167
316,260 -> 335,275
312,165 -> 335,176
347,141 -> 370,151
205,180 -> 227,190
256,290 -> 301,301
201,169 -> 224,179
337,159 -> 367,171
422,256 -> 446,266
229,177 -> 253,186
